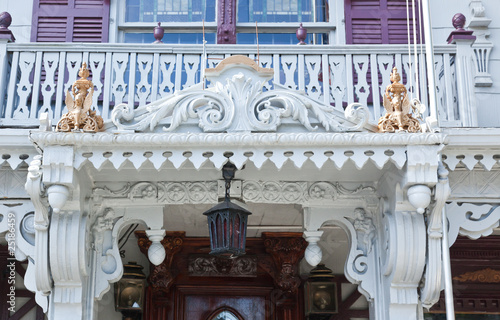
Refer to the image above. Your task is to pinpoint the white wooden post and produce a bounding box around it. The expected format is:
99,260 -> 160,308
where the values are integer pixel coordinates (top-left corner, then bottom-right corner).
0,39 -> 10,119
447,19 -> 478,127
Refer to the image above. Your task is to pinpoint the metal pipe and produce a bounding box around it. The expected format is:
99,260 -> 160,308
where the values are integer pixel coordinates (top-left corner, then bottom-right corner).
442,207 -> 455,320
420,0 -> 438,121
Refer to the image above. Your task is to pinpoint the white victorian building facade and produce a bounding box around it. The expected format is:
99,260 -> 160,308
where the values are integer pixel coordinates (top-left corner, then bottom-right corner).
3,53 -> 498,320
1,1 -> 500,320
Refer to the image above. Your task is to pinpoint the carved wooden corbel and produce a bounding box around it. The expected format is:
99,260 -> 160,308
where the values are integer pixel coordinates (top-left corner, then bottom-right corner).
136,231 -> 185,295
261,232 -> 306,295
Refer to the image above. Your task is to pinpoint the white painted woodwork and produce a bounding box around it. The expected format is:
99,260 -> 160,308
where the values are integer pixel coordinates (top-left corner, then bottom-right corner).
1,44 -> 466,127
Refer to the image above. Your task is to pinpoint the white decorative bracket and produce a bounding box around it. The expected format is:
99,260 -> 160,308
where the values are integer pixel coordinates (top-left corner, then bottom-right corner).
303,206 -> 377,302
447,202 -> 500,246
420,162 -> 450,309
467,0 -> 493,87
24,155 -> 53,304
92,205 -> 165,299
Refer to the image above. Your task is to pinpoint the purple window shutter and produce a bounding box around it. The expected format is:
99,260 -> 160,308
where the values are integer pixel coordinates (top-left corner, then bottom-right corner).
31,0 -> 110,42
345,0 -> 421,44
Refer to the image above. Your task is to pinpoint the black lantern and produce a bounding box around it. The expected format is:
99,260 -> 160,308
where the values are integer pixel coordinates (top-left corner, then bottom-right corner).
114,262 -> 146,320
203,162 -> 252,259
305,264 -> 338,319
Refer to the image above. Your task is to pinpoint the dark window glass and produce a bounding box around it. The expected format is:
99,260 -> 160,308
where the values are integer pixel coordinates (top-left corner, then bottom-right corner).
238,0 -> 327,23
125,0 -> 216,23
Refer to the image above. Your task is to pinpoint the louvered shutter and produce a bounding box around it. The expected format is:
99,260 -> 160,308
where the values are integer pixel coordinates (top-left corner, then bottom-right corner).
31,0 -> 110,42
345,0 -> 421,44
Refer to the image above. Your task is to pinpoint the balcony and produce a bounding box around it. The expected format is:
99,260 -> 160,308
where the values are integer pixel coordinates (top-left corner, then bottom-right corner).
0,43 -> 462,129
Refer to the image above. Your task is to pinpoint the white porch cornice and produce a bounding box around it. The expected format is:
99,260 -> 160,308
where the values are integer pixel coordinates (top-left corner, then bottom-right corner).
29,131 -> 447,171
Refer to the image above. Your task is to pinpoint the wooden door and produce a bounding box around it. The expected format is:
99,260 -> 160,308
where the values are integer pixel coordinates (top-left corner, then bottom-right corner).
175,286 -> 272,320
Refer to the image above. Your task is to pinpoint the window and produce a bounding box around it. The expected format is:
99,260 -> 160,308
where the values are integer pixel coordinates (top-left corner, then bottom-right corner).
118,0 -> 333,44
237,0 -> 327,23
125,0 -> 216,23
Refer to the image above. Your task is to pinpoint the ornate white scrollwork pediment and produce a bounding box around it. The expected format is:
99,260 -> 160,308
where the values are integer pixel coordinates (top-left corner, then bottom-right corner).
111,55 -> 370,133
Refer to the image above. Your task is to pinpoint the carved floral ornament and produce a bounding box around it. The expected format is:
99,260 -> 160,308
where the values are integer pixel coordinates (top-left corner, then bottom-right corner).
93,180 -> 376,205
453,268 -> 500,283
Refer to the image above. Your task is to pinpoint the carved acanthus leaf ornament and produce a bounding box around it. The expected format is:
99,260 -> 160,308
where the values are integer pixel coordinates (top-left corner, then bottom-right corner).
378,68 -> 422,133
453,268 -> 500,283
111,56 -> 369,133
56,62 -> 103,132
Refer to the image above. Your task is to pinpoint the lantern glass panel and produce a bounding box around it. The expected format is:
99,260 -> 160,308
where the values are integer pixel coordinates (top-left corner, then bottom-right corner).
203,200 -> 251,258
115,279 -> 146,312
305,282 -> 338,315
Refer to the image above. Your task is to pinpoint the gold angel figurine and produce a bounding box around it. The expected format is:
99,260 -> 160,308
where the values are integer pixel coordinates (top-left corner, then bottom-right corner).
56,62 -> 104,132
378,67 -> 421,133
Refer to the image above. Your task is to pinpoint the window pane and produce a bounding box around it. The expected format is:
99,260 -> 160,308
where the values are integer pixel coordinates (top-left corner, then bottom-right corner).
238,0 -> 328,23
125,0 -> 216,23
237,32 -> 328,45
124,32 -> 215,44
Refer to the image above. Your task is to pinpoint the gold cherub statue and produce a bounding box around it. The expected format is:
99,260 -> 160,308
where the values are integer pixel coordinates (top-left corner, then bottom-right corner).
378,67 -> 421,133
56,62 -> 104,132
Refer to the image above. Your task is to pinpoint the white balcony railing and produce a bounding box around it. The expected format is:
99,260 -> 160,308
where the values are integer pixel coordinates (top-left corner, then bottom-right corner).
0,43 -> 460,128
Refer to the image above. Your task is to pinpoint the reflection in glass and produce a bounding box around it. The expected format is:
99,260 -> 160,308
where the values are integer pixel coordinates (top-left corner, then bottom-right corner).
211,310 -> 239,320
126,0 -> 215,23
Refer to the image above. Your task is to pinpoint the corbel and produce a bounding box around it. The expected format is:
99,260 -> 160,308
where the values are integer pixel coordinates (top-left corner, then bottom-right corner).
420,162 -> 451,308
24,155 -> 53,301
379,184 -> 427,316
261,232 -> 307,295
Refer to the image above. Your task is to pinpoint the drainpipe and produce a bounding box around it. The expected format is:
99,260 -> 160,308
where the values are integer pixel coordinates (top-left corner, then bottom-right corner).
442,207 -> 456,320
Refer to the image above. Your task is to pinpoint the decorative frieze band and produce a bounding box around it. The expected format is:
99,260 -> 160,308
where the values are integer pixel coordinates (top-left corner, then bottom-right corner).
93,181 -> 376,205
